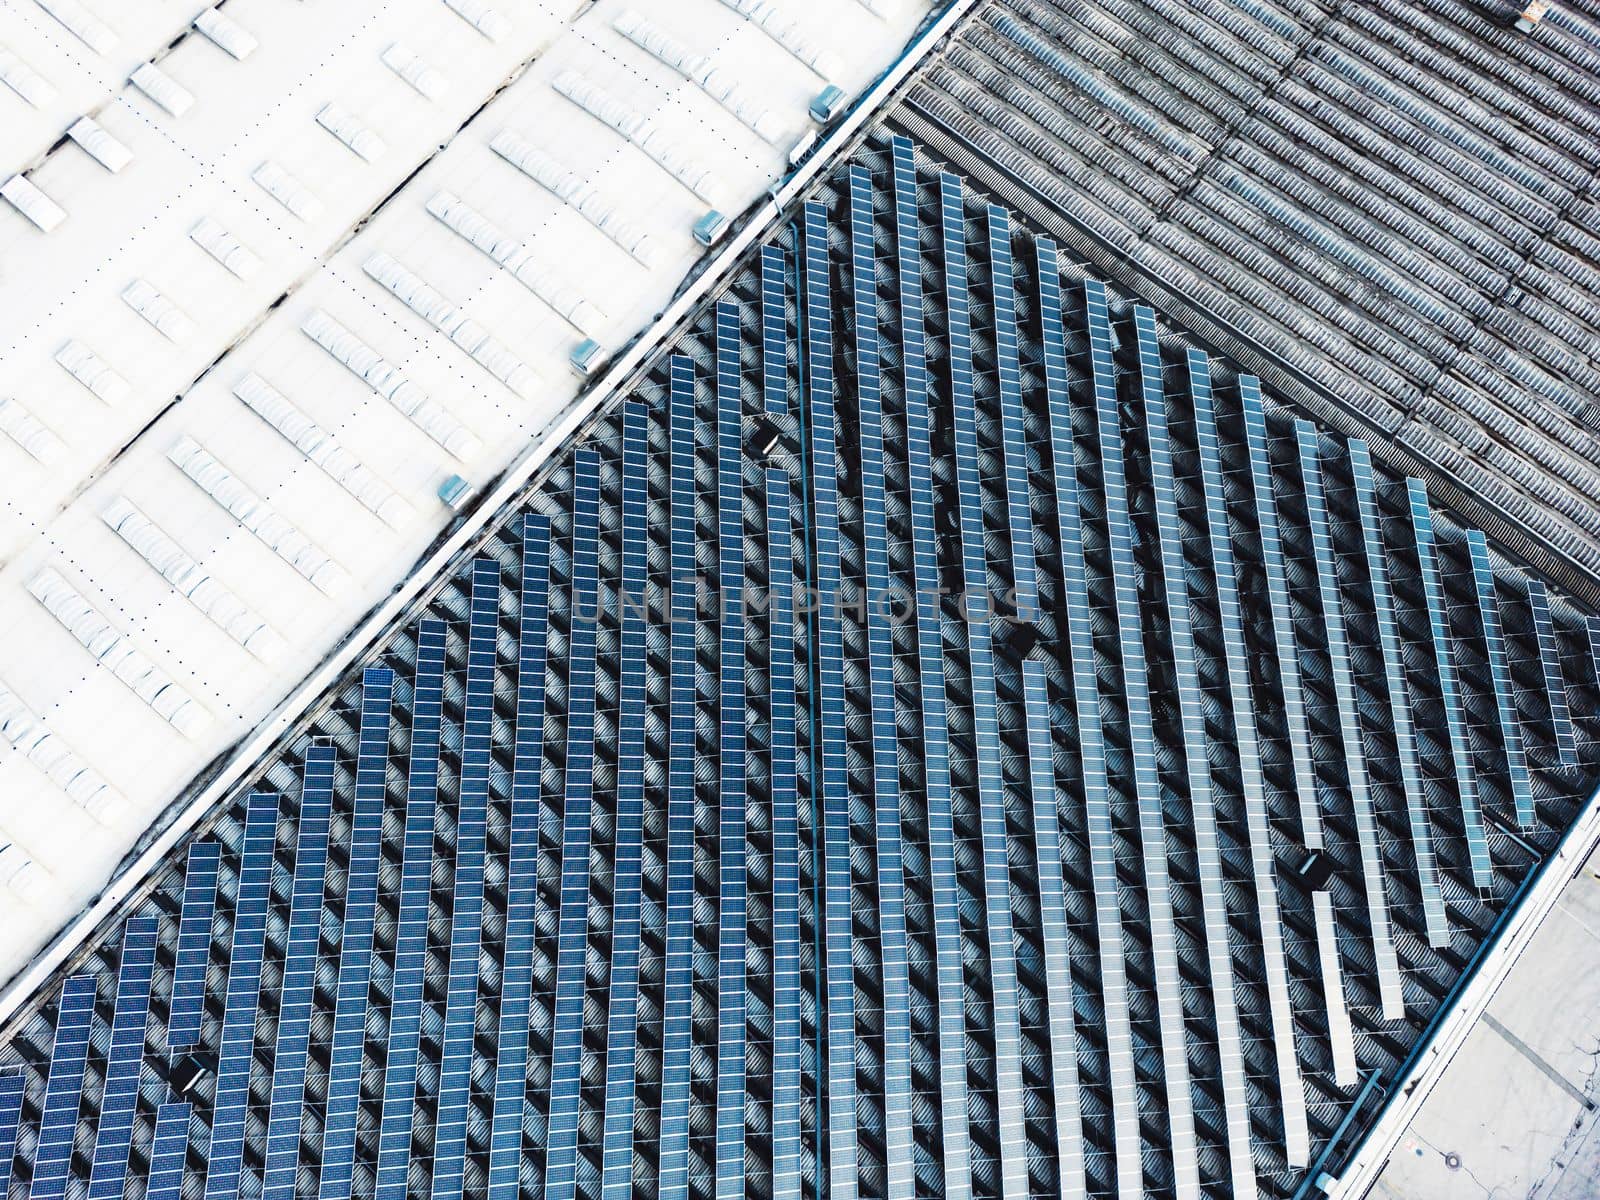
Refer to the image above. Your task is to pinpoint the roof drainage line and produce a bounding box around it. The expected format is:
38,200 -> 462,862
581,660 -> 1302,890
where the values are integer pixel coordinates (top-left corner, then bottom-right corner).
0,0 -> 987,1039
1309,778 -> 1600,1200
884,101 -> 1600,612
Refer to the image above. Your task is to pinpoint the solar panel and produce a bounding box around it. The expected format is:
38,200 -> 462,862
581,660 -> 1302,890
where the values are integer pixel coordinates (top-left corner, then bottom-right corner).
1525,578 -> 1576,767
430,557 -> 503,1200
804,198 -> 858,1200
714,302 -> 749,1200
942,173 -> 1028,1200
166,840 -> 221,1051
1408,482 -> 1491,889
544,447 -> 604,1200
761,244 -> 788,416
986,204 -> 1038,620
600,405 -> 651,1200
0,1073 -> 24,1196
1348,440 -> 1447,949
1134,309 -> 1251,1197
765,467 -> 803,1200
1085,282 -> 1198,1200
85,917 -> 157,1200
1468,530 -> 1536,829
1313,892 -> 1359,1088
1185,349 -> 1308,1167
262,744 -> 335,1200
1037,242 -> 1137,1200
657,356 -> 698,1200
143,1104 -> 190,1200
1590,615 -> 1600,699
373,619 -> 447,1200
202,788 -> 280,1200
487,515 -> 551,1200
893,135 -> 972,1200
1239,378 -> 1322,848
1297,422 -> 1406,1022
850,164 -> 913,1199
1018,662 -> 1085,1200
31,976 -> 96,1200
318,667 -> 396,1200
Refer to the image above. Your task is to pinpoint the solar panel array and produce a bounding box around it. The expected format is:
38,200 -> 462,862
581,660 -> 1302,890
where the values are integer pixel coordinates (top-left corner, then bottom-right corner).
0,135 -> 1597,1200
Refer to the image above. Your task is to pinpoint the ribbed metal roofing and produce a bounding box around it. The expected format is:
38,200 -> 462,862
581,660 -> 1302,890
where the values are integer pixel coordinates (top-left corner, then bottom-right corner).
893,0 -> 1600,610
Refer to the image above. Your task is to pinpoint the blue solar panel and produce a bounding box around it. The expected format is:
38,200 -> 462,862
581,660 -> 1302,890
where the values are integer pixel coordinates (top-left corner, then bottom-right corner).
1348,440 -> 1447,949
202,788 -> 280,1200
85,916 -> 158,1200
166,840 -> 220,1051
1036,240 -> 1135,1199
1468,530 -> 1535,829
431,557 -> 502,1200
986,204 -> 1037,620
1133,308 -> 1251,1197
657,356 -> 698,1200
487,515 -> 551,1200
373,619 -> 447,1200
1239,379 -> 1322,848
143,1104 -> 190,1200
1296,422 -> 1405,1022
804,198 -> 857,1200
1086,288 -> 1196,1200
714,301 -> 749,1200
318,667 -> 395,1200
765,467 -> 803,1200
892,136 -> 971,1200
0,1073 -> 24,1196
762,245 -> 788,416
849,165 -> 913,1200
262,744 -> 335,1200
1018,662 -> 1085,1199
600,404 -> 652,1200
1407,482 -> 1492,890
1525,579 -> 1576,767
1590,616 -> 1600,700
31,976 -> 96,1200
1185,348 -> 1307,1166
544,447 -> 604,1200
1030,240 -> 1132,1196
942,173 -> 1028,1200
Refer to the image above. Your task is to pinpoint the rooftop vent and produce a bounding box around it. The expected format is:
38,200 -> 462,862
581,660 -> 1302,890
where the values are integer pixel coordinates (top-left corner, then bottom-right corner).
808,83 -> 847,123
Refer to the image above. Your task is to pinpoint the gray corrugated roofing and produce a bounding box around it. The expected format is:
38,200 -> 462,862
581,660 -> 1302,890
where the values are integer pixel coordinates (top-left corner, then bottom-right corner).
895,0 -> 1600,608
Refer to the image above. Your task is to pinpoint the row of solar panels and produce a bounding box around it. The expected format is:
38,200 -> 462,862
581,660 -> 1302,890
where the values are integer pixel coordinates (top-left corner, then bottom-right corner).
1,135 -> 1596,1200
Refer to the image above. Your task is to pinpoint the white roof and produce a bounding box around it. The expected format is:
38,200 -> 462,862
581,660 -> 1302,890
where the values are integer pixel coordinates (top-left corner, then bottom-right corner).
0,0 -> 933,981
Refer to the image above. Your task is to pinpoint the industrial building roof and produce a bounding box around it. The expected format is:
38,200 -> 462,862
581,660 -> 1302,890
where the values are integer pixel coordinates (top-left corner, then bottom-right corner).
2,2 -> 1600,1199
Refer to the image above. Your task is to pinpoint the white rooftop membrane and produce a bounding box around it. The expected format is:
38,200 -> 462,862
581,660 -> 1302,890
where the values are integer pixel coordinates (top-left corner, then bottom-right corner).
0,0 -> 934,982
